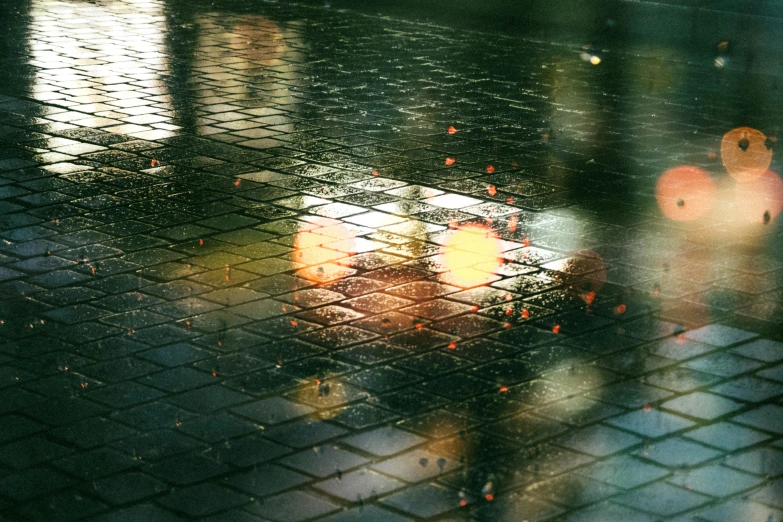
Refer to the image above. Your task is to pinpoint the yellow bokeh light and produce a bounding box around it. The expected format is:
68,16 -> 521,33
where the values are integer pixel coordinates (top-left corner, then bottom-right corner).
439,224 -> 503,287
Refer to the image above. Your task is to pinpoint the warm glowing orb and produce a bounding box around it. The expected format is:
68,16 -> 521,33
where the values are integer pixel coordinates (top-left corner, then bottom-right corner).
293,218 -> 355,266
655,166 -> 716,221
721,127 -> 773,183
439,224 -> 503,287
733,169 -> 783,224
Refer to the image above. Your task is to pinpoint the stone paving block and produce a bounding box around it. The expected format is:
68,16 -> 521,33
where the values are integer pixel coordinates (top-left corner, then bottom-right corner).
661,391 -> 745,420
731,404 -> 783,434
165,385 -> 253,413
576,455 -> 670,489
613,482 -> 711,517
281,445 -> 369,478
158,483 -> 250,518
0,436 -> 72,469
750,477 -> 783,509
53,416 -> 137,449
327,402 -> 399,429
92,472 -> 168,504
683,351 -> 765,377
211,434 -> 292,467
340,426 -> 425,457
640,438 -> 722,468
644,366 -> 722,393
264,418 -> 348,448
15,490 -> 106,521
137,343 -> 213,367
147,452 -> 231,486
371,448 -> 460,482
370,385 -> 448,415
315,467 -> 409,502
756,359 -> 783,381
731,338 -> 783,362
26,396 -> 109,426
668,464 -> 763,497
561,501 -> 659,522
201,509 -> 264,522
53,447 -> 141,480
380,482 -> 463,518
0,468 -> 74,502
232,396 -> 315,425
111,429 -> 205,462
684,325 -> 758,347
316,505 -> 413,522
489,412 -> 570,445
224,464 -> 310,497
528,474 -> 622,507
556,425 -> 642,457
472,491 -> 565,522
710,376 -> 783,403
88,504 -> 186,522
177,412 -> 259,443
606,409 -> 695,438
247,490 -> 340,521
694,499 -> 783,522
725,447 -> 783,477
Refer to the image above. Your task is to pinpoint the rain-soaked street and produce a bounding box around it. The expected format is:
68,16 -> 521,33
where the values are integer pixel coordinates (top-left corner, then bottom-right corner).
0,0 -> 782,520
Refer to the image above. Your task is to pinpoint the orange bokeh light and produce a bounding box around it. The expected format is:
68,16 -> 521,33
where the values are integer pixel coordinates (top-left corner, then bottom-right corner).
293,217 -> 355,266
721,127 -> 772,183
733,169 -> 783,224
439,223 -> 503,287
655,166 -> 716,221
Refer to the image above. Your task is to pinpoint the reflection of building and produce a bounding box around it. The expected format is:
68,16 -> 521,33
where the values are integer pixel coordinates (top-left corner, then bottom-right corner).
189,14 -> 304,139
29,0 -> 174,142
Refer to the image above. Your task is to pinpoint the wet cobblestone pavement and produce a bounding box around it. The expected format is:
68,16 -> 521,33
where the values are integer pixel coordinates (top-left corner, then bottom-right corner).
0,0 -> 782,520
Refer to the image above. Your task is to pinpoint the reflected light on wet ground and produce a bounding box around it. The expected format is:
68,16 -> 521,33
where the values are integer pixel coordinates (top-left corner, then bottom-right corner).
29,0 -> 176,140
293,218 -> 357,283
438,223 -> 503,288
555,250 -> 607,304
0,0 -> 782,520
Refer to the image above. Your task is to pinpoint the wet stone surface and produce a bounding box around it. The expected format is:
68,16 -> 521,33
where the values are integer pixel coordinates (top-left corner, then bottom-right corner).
0,0 -> 782,520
